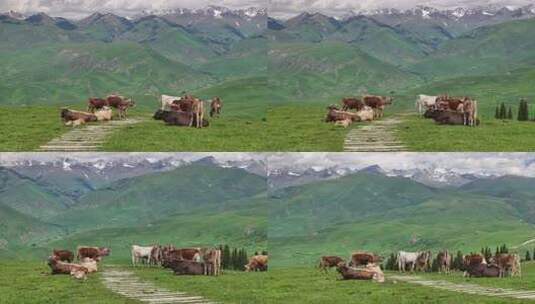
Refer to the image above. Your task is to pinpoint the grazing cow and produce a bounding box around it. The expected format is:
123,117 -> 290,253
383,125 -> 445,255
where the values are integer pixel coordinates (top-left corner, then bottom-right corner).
416,95 -> 438,114
131,245 -> 154,267
80,258 -> 98,273
245,255 -> 268,272
61,108 -> 97,126
465,263 -> 500,278
415,251 -> 432,272
153,110 -> 209,127
437,250 -> 452,274
94,106 -> 112,121
349,252 -> 382,268
210,97 -> 223,118
354,106 -> 375,122
363,95 -> 393,119
341,98 -> 364,112
47,256 -> 88,280
335,119 -> 352,128
397,251 -> 421,272
53,249 -> 74,263
492,254 -> 521,278
76,246 -> 111,262
201,248 -> 222,276
336,263 -> 384,283
165,260 -> 205,276
319,256 -> 345,272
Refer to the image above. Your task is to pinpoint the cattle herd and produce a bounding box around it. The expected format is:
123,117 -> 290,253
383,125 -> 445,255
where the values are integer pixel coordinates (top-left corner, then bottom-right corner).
416,94 -> 479,127
60,93 -> 223,129
47,244 -> 267,281
61,95 -> 135,127
154,94 -> 223,128
319,249 -> 522,283
325,95 -> 393,128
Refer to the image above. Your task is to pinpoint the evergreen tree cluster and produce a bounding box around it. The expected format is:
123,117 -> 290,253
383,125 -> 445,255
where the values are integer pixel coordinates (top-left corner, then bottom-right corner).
523,248 -> 535,262
219,245 -> 250,271
495,99 -> 531,121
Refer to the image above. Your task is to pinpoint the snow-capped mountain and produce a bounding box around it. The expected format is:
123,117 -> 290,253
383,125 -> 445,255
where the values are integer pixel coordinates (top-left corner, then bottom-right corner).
269,164 -> 497,190
137,6 -> 266,20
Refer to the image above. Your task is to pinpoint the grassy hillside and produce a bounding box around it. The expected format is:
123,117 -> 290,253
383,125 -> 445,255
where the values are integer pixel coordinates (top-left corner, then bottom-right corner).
269,172 -> 535,266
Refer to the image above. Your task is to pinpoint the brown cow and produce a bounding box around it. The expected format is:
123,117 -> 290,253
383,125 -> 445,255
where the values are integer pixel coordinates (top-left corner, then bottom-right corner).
162,247 -> 201,266
53,249 -> 74,263
210,97 -> 223,118
437,250 -> 452,274
165,260 -> 206,276
87,95 -> 135,119
341,98 -> 364,112
245,255 -> 268,272
436,95 -> 464,112
154,110 -> 209,127
349,252 -> 382,268
463,254 -> 487,270
47,256 -> 89,280
325,105 -> 359,123
61,108 -> 97,126
492,254 -> 521,278
363,95 -> 393,119
201,248 -> 222,276
76,246 -> 111,262
336,263 -> 384,282
319,256 -> 345,272
415,251 -> 432,272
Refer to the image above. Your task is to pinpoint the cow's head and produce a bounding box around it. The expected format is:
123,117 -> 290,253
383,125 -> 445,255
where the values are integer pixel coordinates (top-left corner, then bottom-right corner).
99,247 -> 111,256
385,97 -> 394,105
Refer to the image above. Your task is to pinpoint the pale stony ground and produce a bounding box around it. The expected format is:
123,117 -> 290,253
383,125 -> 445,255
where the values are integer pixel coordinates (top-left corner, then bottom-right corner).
391,275 -> 535,301
344,116 -> 408,152
37,119 -> 144,152
102,267 -> 217,304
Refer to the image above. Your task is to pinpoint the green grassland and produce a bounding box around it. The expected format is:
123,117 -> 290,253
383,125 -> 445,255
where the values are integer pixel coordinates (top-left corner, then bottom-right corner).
0,262 -> 135,304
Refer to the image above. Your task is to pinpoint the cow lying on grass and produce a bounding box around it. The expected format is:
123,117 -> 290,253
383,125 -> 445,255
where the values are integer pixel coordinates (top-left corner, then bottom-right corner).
164,260 -> 206,276
424,109 -> 480,126
94,107 -> 113,121
245,255 -> 268,272
336,263 -> 385,283
464,263 -> 500,278
48,256 -> 89,280
61,108 -> 97,127
153,110 -> 209,128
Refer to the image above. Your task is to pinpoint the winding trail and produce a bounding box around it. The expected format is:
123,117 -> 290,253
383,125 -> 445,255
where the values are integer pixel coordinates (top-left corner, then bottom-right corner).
343,116 -> 408,152
391,275 -> 535,301
37,119 -> 144,152
102,267 -> 216,304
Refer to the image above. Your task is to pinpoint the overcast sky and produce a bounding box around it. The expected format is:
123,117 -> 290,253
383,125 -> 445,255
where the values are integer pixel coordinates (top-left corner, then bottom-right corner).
267,153 -> 535,177
0,0 -> 265,18
269,0 -> 535,18
1,0 -> 534,18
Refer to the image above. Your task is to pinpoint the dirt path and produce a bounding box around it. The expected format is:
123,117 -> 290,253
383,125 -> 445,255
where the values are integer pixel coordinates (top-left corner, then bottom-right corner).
37,119 -> 144,152
343,116 -> 408,152
391,275 -> 535,301
102,267 -> 216,304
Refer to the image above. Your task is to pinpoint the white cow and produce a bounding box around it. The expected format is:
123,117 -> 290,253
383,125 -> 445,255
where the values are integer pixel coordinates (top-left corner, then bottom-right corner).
131,245 -> 154,267
161,95 -> 182,111
398,251 -> 421,272
355,106 -> 375,122
80,258 -> 98,273
416,95 -> 438,115
95,106 -> 112,121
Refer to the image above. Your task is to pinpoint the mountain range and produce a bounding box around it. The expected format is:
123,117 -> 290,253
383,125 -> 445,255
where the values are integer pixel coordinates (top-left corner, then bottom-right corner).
269,171 -> 535,266
0,159 -> 267,260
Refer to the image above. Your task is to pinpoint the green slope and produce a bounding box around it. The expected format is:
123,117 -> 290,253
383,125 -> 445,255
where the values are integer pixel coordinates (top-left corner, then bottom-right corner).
50,163 -> 266,232
269,42 -> 422,102
0,41 -> 214,105
270,173 -> 535,266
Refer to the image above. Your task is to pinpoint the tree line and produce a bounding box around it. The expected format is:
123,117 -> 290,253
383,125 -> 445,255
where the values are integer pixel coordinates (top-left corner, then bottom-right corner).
218,245 -> 267,271
495,99 -> 532,121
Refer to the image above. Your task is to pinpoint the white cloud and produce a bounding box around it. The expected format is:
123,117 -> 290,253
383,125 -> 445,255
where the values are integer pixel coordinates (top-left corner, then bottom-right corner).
268,153 -> 535,178
268,0 -> 535,18
0,0 -> 266,18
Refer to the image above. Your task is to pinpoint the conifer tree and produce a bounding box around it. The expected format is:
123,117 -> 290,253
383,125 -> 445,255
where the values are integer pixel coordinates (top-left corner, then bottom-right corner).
500,103 -> 507,119
495,106 -> 500,119
507,107 -> 513,119
526,251 -> 532,261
